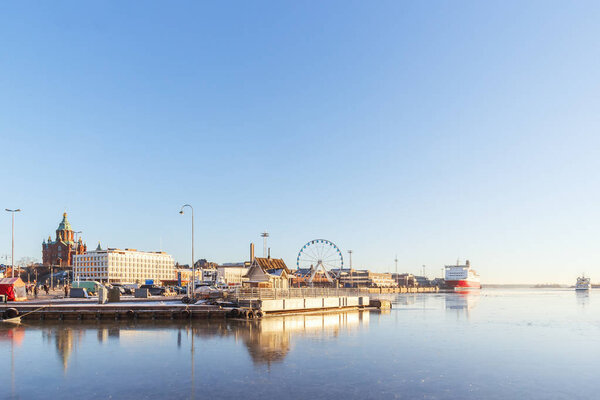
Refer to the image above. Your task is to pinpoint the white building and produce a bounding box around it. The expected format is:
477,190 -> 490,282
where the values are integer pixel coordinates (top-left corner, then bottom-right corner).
217,263 -> 248,286
73,245 -> 175,284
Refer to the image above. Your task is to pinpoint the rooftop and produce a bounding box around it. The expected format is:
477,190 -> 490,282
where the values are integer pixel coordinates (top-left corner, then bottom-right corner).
253,257 -> 289,272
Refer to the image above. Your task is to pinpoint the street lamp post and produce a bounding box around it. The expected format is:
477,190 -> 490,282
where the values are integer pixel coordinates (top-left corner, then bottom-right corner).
347,250 -> 353,288
179,205 -> 194,297
5,209 -> 21,278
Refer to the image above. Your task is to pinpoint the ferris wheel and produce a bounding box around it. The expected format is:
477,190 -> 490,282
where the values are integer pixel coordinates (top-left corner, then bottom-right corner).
296,239 -> 344,283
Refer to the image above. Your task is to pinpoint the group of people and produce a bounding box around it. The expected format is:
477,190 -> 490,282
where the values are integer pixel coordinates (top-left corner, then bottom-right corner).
25,283 -> 55,297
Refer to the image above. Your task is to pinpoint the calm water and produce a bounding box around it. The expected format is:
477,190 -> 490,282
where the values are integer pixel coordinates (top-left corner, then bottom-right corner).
1,289 -> 598,400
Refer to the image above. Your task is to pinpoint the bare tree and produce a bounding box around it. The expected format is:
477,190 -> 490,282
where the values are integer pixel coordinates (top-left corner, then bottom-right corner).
17,256 -> 38,268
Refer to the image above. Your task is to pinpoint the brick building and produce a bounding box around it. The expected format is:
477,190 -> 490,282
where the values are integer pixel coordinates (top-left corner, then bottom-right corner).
42,212 -> 87,267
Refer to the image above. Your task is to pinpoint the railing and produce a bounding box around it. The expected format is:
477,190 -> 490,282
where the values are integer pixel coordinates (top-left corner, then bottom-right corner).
230,287 -> 362,300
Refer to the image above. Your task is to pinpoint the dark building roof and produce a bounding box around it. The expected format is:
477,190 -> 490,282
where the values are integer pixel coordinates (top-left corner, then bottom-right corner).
253,257 -> 289,273
268,269 -> 287,277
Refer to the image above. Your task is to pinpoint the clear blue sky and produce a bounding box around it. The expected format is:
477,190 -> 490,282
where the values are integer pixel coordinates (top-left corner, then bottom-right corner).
2,1 -> 600,283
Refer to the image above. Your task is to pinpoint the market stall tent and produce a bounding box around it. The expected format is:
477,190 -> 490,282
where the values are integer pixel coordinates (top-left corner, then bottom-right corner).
0,277 -> 27,301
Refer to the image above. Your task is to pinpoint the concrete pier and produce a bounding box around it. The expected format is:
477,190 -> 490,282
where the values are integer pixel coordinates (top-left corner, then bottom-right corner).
238,295 -> 370,313
363,287 -> 439,294
0,302 -> 227,321
1,287 -> 437,320
1,295 -> 374,320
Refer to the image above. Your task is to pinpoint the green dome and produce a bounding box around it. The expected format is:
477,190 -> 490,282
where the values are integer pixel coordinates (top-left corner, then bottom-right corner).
57,212 -> 72,231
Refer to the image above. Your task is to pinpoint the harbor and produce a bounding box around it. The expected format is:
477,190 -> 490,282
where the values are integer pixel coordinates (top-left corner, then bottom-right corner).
1,215 -> 443,325
1,288 -> 396,322
3,1 -> 596,398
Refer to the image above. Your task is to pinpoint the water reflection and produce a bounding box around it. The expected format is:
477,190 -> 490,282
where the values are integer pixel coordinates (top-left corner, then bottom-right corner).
57,329 -> 82,371
191,311 -> 370,365
0,326 -> 25,346
576,291 -> 590,308
396,294 -> 417,306
445,291 -> 480,318
240,312 -> 369,365
4,311 -> 370,372
3,290 -> 600,400
0,326 -> 25,398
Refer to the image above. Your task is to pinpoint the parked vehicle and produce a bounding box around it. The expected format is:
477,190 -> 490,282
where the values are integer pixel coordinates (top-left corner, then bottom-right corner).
140,284 -> 166,296
122,284 -> 138,295
71,281 -> 101,295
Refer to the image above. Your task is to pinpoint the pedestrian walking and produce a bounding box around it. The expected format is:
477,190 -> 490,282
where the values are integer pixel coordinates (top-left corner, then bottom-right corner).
44,284 -> 49,295
34,285 -> 39,298
64,284 -> 69,298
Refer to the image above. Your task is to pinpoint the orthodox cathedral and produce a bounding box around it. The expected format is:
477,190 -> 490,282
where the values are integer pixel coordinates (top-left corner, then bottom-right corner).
42,212 -> 87,266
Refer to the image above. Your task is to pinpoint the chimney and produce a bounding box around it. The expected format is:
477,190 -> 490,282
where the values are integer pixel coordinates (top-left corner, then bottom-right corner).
250,243 -> 255,263
268,247 -> 271,259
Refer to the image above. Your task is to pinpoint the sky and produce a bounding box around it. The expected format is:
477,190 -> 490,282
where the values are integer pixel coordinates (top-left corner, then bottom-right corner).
1,1 -> 600,284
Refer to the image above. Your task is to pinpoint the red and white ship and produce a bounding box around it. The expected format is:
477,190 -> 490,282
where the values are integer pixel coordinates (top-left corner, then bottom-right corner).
444,260 -> 481,290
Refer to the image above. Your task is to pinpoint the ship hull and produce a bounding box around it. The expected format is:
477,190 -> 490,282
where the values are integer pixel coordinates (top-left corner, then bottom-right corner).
445,280 -> 481,290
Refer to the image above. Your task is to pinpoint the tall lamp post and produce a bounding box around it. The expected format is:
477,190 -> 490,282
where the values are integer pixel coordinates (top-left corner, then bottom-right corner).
347,250 -> 353,288
179,204 -> 194,297
5,209 -> 21,278
395,255 -> 398,286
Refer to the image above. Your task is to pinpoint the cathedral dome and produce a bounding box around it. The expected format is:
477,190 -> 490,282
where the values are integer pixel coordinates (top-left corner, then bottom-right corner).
57,212 -> 72,231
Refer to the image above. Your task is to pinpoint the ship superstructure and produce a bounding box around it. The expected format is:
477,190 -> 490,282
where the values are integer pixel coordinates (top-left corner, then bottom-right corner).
444,260 -> 481,290
575,275 -> 591,291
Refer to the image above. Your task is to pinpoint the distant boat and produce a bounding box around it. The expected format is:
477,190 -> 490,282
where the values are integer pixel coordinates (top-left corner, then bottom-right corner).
575,275 -> 591,291
444,260 -> 481,290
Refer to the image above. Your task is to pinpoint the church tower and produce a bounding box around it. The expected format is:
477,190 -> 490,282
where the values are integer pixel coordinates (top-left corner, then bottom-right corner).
56,212 -> 74,243
42,212 -> 87,266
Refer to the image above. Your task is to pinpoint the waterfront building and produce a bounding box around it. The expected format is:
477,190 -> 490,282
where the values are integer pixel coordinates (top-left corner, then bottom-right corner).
174,266 -> 193,285
245,254 -> 290,289
393,273 -> 416,287
430,277 -> 445,287
73,245 -> 175,284
414,275 -> 434,287
334,269 -> 396,288
291,268 -> 334,287
217,263 -> 248,286
42,212 -> 87,267
200,268 -> 218,283
172,263 -> 220,285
